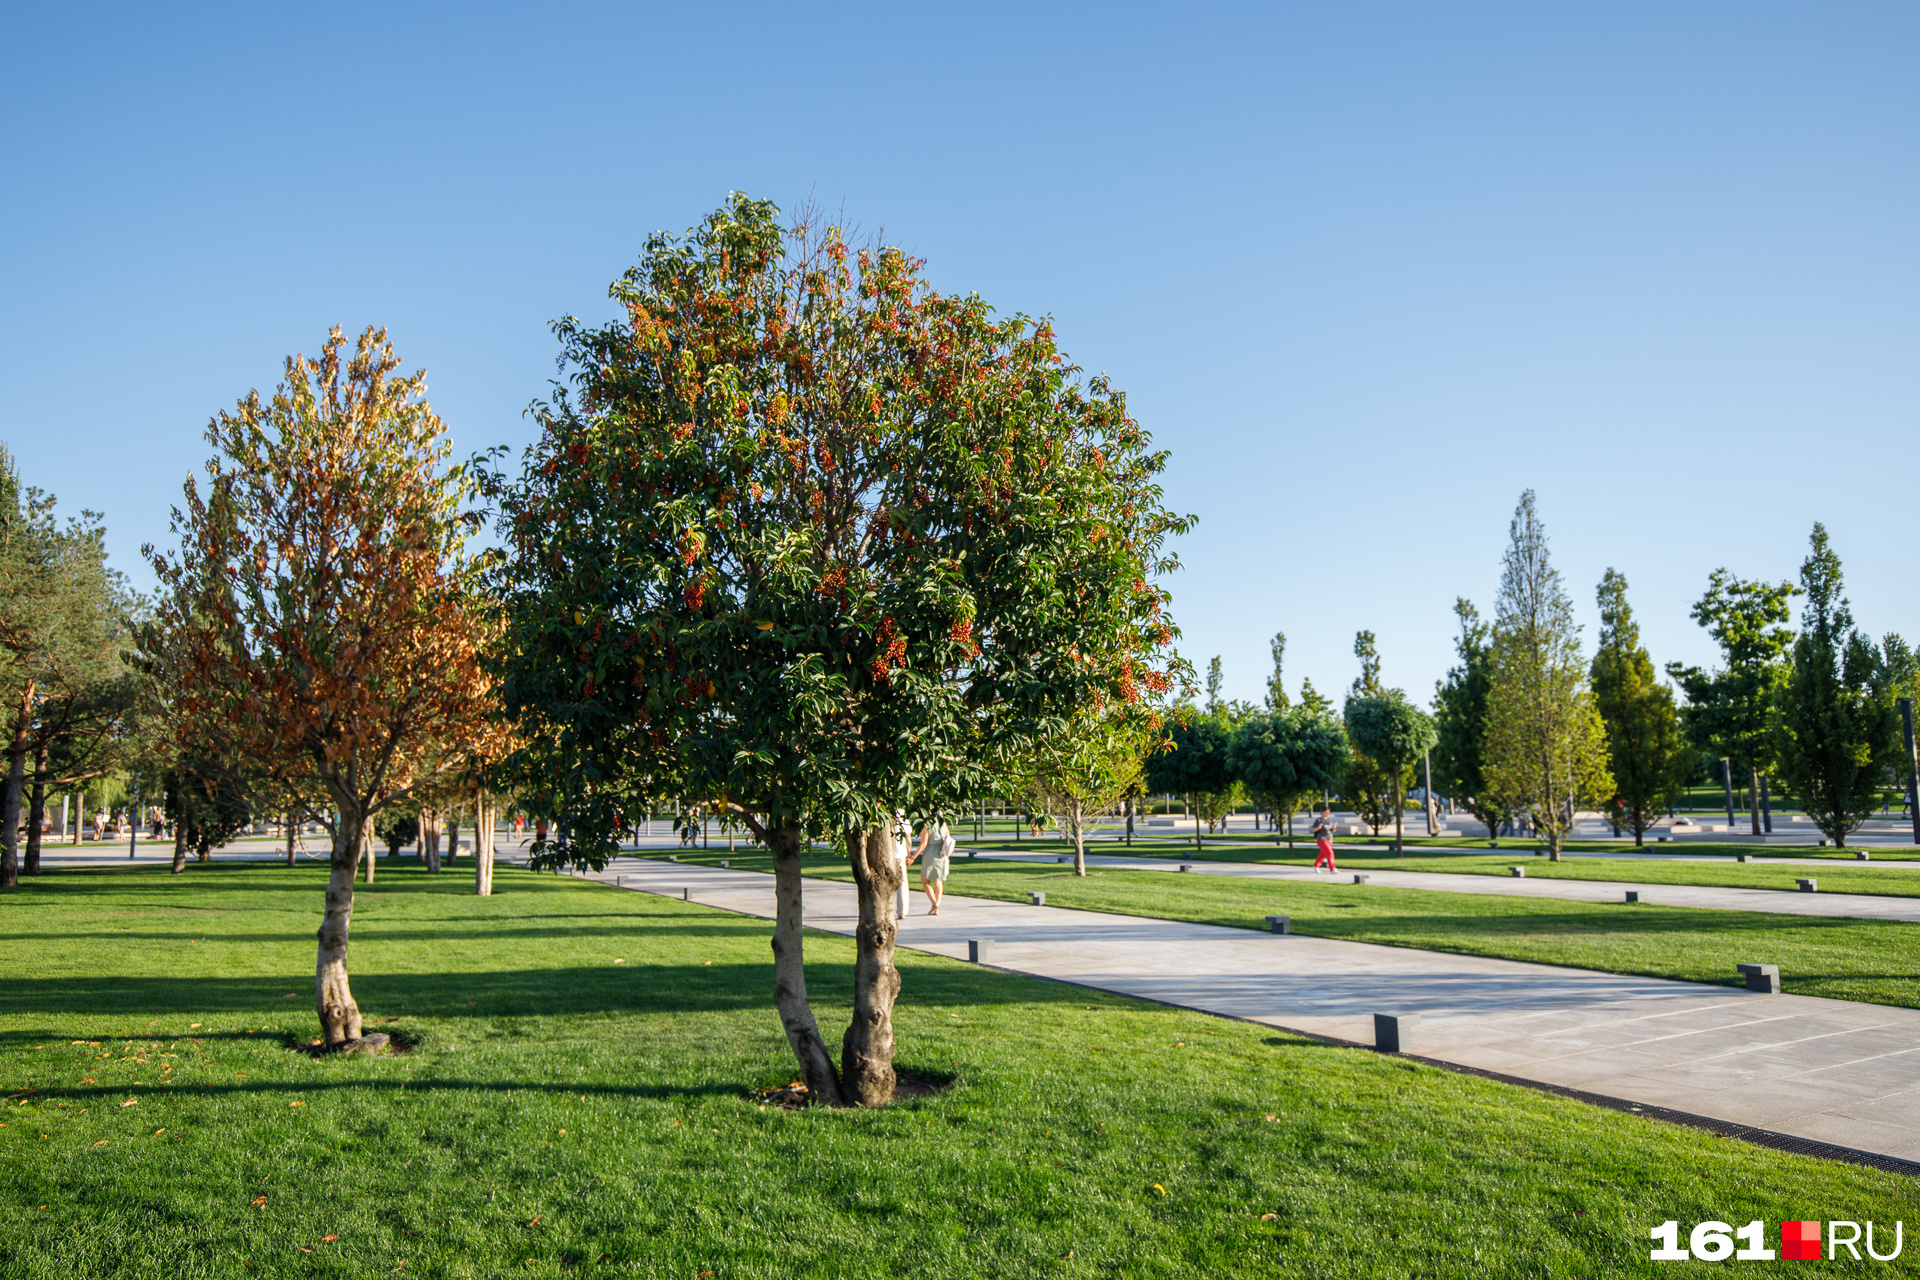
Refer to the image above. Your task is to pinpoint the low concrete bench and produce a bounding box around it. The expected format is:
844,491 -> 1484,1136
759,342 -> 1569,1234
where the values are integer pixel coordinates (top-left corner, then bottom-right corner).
1509,866 -> 1525,878
1352,873 -> 1370,885
968,938 -> 993,964
1265,915 -> 1292,934
1373,1012 -> 1418,1053
1179,863 -> 1194,873
1624,890 -> 1640,903
1797,878 -> 1817,893
1028,891 -> 1046,906
664,854 -> 678,862
1055,855 -> 1070,865
1738,962 -> 1781,994
1856,851 -> 1871,862
1736,854 -> 1751,863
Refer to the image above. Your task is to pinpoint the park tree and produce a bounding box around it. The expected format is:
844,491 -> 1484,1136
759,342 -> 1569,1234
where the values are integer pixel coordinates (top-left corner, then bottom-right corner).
1665,569 -> 1798,833
1340,630 -> 1401,835
1144,712 -> 1230,849
0,448 -> 132,885
1432,598 -> 1512,840
1769,525 -> 1900,847
1344,693 -> 1437,854
1008,703 -> 1154,876
1483,491 -> 1612,860
162,756 -> 253,873
487,196 -> 1187,1106
1590,570 -> 1687,845
145,326 -> 499,1046
1228,705 -> 1349,847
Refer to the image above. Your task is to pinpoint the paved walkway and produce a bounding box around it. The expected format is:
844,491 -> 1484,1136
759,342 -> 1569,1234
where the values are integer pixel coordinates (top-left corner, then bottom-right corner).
574,857 -> 1920,1167
969,850 -> 1920,925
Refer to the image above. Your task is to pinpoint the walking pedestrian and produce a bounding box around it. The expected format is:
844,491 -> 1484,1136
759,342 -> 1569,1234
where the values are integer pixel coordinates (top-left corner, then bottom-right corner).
908,817 -> 954,916
1311,804 -> 1338,873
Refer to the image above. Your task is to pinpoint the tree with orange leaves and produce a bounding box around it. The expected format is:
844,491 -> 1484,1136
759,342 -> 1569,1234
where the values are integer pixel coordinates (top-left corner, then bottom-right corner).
145,326 -> 498,1048
490,196 -> 1188,1104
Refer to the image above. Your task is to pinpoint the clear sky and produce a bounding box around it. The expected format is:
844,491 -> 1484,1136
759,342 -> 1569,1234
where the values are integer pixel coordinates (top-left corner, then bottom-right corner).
3,3 -> 1914,708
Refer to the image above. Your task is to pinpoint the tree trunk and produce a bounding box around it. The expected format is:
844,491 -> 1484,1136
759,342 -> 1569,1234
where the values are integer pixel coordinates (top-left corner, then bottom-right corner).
360,825 -> 374,883
423,807 -> 441,873
1748,762 -> 1763,836
24,741 -> 47,875
317,812 -> 366,1045
0,684 -> 30,889
1071,799 -> 1087,876
1391,770 -> 1404,855
766,820 -> 847,1106
444,810 -> 459,867
473,793 -> 494,895
72,792 -> 82,845
840,823 -> 901,1107
171,817 -> 187,874
1192,797 -> 1203,851
285,813 -> 295,867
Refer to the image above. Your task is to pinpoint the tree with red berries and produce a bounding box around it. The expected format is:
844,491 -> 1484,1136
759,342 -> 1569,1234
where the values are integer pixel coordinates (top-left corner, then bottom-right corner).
489,195 -> 1187,1106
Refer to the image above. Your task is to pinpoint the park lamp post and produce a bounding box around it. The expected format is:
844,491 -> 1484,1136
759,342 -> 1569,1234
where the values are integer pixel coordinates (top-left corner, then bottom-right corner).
1899,697 -> 1920,847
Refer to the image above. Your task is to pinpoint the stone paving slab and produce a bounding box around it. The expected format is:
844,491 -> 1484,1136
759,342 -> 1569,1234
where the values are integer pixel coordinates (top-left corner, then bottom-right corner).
969,850 -> 1920,925
579,857 -> 1920,1164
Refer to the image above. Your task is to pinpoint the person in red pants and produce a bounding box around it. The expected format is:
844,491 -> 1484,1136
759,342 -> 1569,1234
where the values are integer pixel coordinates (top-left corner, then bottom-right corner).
1310,804 -> 1338,872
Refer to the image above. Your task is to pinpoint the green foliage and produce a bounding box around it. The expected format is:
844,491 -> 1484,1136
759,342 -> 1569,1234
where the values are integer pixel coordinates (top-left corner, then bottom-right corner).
375,809 -> 422,856
487,196 -> 1188,864
1226,706 -> 1350,844
1665,566 -> 1799,826
1144,713 -> 1230,840
1590,570 -> 1687,845
1263,632 -> 1289,713
1483,492 -> 1612,856
1339,631 -> 1402,835
1344,693 -> 1437,850
1769,524 -> 1901,846
161,760 -> 252,862
1431,598 -> 1509,838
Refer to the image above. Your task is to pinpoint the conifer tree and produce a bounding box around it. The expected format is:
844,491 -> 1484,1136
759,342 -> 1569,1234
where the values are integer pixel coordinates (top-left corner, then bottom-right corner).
1590,570 -> 1687,845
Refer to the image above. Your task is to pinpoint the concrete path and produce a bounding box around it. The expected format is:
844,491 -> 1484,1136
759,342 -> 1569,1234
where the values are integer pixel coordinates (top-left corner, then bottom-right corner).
576,857 -> 1920,1167
970,850 -> 1920,926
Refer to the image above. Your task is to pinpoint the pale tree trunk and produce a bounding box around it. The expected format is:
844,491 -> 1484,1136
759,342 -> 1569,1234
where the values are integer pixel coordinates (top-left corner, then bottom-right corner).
360,825 -> 374,883
1391,769 -> 1405,856
317,810 -> 366,1045
285,813 -> 295,867
767,820 -> 847,1105
444,810 -> 460,868
24,741 -> 47,875
841,823 -> 902,1107
473,794 -> 494,895
71,792 -> 82,845
1070,798 -> 1087,876
1191,795 -> 1203,851
424,806 -> 442,873
171,819 -> 187,874
1,683 -> 33,888
1748,763 -> 1762,837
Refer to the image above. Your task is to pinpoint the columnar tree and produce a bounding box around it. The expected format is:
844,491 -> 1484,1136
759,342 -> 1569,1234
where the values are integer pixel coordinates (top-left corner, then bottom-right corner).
1265,632 -> 1290,713
1590,570 -> 1687,845
488,197 -> 1186,1106
1340,630 -> 1400,835
1344,693 -> 1437,854
145,326 -> 498,1045
1483,491 -> 1612,860
1665,569 -> 1798,833
1432,598 -> 1512,839
1770,525 -> 1899,847
1228,705 -> 1349,847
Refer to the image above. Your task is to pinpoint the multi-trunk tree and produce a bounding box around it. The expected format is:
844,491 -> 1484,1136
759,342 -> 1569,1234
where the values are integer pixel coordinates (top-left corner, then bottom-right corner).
1665,569 -> 1798,833
1589,570 -> 1686,845
488,196 -> 1187,1106
1770,525 -> 1900,847
1483,491 -> 1612,860
1345,692 -> 1437,854
145,326 -> 500,1046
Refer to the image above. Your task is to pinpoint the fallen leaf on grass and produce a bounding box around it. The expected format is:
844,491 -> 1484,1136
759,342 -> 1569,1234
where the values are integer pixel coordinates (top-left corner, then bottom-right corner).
283,993 -> 298,999
120,1099 -> 138,1108
703,960 -> 711,966
527,1216 -> 541,1228
190,1023 -> 202,1029
251,1197 -> 267,1208
92,1140 -> 109,1147
233,1074 -> 247,1079
300,1246 -> 313,1253
79,1079 -> 95,1085
1152,1184 -> 1165,1196
613,958 -> 624,964
321,1234 -> 339,1243
153,1129 -> 166,1136
289,1101 -> 305,1108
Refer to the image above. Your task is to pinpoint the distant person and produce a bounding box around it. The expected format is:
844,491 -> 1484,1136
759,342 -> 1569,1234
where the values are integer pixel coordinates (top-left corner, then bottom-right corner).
1311,804 -> 1338,873
892,811 -> 914,919
909,818 -> 954,916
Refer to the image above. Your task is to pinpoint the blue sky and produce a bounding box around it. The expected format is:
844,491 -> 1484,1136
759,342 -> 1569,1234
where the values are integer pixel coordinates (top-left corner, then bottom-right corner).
3,2 -> 1914,707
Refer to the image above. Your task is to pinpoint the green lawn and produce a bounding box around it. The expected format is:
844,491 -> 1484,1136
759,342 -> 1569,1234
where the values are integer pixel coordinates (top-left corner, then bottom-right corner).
663,850 -> 1920,1010
939,832 -> 1920,898
5,863 -> 1918,1277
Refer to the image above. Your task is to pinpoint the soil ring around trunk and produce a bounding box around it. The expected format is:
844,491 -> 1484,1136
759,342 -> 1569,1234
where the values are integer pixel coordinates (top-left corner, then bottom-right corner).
754,1068 -> 956,1110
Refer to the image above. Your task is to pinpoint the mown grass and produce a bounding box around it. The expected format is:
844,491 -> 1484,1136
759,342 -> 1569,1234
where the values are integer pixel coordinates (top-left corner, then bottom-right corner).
668,850 -> 1920,1010
938,832 -> 1920,898
5,862 -> 1918,1279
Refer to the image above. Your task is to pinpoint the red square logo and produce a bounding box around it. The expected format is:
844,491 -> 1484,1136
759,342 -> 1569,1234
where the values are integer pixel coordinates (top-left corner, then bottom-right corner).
1782,1221 -> 1822,1261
